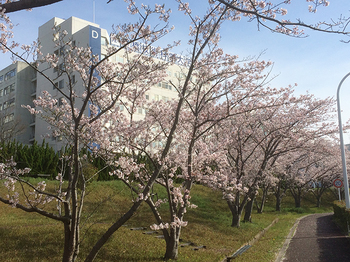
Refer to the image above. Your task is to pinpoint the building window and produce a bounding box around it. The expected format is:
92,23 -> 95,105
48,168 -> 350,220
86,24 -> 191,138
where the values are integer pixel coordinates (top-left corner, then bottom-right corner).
58,97 -> 64,106
2,99 -> 14,109
8,98 -> 15,107
0,75 -> 3,83
54,79 -> 64,89
9,113 -> 14,122
164,82 -> 172,90
145,94 -> 149,100
59,79 -> 65,89
9,83 -> 15,93
3,99 -> 15,109
54,46 -> 65,57
1,84 -> 14,95
115,56 -> 124,63
2,84 -> 14,95
3,83 -> 15,94
101,37 -> 108,46
0,104 -> 2,111
4,69 -> 16,81
153,94 -> 159,101
71,74 -> 76,85
4,113 -> 14,123
158,82 -> 172,90
4,86 -> 9,95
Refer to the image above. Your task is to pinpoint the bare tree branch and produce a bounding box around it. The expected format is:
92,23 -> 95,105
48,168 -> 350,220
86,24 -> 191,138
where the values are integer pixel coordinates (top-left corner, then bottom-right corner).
0,195 -> 69,222
0,0 -> 63,13
216,0 -> 350,37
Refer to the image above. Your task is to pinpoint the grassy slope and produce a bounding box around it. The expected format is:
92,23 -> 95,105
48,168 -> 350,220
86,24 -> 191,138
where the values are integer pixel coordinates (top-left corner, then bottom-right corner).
0,179 -> 336,262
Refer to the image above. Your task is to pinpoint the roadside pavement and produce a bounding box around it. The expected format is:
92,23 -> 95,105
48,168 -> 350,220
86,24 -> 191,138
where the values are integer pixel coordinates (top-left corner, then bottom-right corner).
275,213 -> 350,262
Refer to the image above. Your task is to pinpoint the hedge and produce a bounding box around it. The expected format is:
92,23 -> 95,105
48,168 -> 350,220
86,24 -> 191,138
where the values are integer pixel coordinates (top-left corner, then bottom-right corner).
333,200 -> 350,234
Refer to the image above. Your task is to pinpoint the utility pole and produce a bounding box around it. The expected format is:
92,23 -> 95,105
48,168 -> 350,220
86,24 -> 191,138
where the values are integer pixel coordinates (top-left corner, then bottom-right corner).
337,72 -> 350,209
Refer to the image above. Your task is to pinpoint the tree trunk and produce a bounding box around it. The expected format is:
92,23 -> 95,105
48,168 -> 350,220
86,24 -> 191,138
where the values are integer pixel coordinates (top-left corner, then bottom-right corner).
276,194 -> 282,211
62,221 -> 79,262
257,186 -> 269,214
275,183 -> 282,211
274,179 -> 288,212
312,185 -> 328,208
231,211 -> 241,228
164,227 -> 181,260
62,222 -> 73,262
316,196 -> 321,208
227,199 -> 242,228
294,193 -> 301,208
256,195 -> 264,214
243,195 -> 255,222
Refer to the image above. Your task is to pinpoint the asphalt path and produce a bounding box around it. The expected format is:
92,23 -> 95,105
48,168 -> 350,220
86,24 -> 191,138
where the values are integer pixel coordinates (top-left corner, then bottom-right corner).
276,213 -> 350,262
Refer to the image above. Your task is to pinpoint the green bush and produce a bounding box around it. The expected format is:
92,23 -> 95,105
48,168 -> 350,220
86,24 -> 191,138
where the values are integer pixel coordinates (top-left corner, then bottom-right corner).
0,140 -> 59,179
332,200 -> 350,234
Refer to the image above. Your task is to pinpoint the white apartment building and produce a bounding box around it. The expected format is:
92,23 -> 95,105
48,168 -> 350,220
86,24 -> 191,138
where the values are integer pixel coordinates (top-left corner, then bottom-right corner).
0,61 -> 36,144
35,17 -> 111,150
0,16 -> 185,150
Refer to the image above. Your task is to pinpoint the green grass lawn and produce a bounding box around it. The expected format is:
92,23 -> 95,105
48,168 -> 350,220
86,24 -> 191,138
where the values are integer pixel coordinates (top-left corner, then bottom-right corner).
0,179 -> 336,261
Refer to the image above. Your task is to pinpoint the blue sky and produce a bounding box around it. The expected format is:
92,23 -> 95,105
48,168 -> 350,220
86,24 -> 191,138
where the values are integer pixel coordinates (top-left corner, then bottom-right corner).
2,0 -> 350,142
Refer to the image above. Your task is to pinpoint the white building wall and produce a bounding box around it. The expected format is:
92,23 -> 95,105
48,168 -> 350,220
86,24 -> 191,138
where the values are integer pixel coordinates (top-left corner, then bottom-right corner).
0,61 -> 35,144
0,16 -> 185,150
35,17 -> 110,150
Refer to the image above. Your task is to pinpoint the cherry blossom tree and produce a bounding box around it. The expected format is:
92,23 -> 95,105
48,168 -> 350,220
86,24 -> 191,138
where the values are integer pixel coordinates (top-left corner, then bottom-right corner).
269,153 -> 293,211
284,140 -> 342,208
2,0 -> 350,261
87,1 -> 276,259
85,0 -> 296,258
201,89 -> 338,227
1,2 -> 176,261
271,138 -> 343,210
247,93 -> 340,217
142,42 -> 274,260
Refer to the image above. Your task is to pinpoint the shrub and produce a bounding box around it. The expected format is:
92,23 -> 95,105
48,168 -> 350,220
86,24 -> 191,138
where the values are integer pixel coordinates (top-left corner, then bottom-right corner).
332,200 -> 350,234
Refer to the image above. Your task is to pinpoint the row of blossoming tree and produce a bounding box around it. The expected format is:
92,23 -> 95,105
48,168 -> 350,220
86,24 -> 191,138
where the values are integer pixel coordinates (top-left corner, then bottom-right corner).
1,0 -> 350,261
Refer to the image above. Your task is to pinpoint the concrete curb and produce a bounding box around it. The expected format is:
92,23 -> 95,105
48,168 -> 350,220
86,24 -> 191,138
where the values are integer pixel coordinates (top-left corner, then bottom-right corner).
221,217 -> 279,262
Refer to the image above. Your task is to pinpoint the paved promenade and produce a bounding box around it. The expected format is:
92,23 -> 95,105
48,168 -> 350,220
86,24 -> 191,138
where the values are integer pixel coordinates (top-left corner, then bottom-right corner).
276,213 -> 350,262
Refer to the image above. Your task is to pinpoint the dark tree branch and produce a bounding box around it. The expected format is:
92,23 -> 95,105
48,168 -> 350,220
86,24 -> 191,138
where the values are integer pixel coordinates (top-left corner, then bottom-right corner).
1,0 -> 63,13
0,195 -> 69,222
